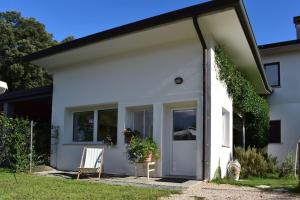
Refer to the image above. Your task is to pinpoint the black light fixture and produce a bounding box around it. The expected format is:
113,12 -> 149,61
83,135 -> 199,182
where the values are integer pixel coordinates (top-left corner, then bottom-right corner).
174,77 -> 183,85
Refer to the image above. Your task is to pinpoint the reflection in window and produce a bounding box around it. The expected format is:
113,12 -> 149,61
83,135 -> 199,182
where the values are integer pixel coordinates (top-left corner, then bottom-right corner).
73,111 -> 94,142
173,109 -> 196,140
264,63 -> 280,87
98,109 -> 118,144
133,109 -> 153,138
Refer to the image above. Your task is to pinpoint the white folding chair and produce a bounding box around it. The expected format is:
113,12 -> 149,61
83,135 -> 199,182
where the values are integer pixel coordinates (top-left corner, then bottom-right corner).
77,147 -> 104,180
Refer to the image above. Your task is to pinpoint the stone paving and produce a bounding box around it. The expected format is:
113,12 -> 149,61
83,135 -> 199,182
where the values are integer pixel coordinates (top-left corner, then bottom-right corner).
35,169 -> 199,190
35,169 -> 300,199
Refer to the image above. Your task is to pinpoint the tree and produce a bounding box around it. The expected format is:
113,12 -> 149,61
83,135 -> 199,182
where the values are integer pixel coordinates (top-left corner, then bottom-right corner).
0,11 -> 73,91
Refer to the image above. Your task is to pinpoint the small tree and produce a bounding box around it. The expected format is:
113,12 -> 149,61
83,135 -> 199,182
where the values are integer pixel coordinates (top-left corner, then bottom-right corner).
0,11 -> 74,91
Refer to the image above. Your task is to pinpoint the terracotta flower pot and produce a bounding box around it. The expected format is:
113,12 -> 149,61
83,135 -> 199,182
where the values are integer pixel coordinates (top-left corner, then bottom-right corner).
145,153 -> 152,162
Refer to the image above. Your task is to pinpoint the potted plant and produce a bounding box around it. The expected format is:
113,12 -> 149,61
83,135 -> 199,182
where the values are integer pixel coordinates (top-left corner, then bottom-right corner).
123,128 -> 140,144
126,136 -> 159,163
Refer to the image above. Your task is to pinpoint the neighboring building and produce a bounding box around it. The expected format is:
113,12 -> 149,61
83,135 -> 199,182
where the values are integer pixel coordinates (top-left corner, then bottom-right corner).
23,0 -> 271,180
259,17 -> 300,163
0,86 -> 53,163
0,86 -> 52,123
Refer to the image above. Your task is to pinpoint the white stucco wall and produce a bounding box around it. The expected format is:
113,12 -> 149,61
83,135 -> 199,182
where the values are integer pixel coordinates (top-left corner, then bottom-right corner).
208,48 -> 233,179
261,50 -> 300,163
50,38 -> 205,178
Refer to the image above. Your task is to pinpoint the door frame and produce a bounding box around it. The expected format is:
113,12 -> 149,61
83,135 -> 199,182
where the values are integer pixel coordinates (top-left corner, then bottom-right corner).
169,106 -> 197,176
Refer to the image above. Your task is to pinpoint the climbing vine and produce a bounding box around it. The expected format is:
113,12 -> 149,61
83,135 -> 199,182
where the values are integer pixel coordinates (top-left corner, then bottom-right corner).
215,46 -> 270,148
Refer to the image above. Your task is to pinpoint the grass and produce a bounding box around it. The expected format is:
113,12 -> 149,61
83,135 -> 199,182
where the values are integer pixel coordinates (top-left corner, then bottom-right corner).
212,175 -> 299,192
0,169 -> 177,200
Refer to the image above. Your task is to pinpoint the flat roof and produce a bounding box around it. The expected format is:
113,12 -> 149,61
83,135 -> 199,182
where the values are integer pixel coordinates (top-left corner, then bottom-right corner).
259,39 -> 300,49
0,86 -> 52,103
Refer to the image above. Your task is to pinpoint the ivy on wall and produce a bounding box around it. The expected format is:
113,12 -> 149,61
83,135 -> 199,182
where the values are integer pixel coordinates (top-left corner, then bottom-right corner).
215,46 -> 270,148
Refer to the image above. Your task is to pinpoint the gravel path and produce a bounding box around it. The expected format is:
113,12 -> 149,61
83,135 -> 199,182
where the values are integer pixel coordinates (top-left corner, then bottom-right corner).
162,182 -> 300,200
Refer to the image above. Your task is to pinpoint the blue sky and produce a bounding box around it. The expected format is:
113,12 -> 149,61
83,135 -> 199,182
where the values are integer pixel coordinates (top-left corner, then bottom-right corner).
0,0 -> 299,45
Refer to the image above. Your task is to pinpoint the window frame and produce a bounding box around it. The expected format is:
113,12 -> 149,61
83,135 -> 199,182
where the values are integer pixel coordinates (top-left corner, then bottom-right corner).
97,108 -> 118,144
71,105 -> 118,144
171,107 -> 197,141
268,120 -> 281,144
264,62 -> 281,87
222,108 -> 230,148
132,108 -> 153,139
72,111 -> 95,142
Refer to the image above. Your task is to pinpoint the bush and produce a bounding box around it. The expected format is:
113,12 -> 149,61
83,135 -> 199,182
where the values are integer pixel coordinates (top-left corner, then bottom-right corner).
0,115 -> 31,172
279,153 -> 295,178
126,137 -> 159,163
33,122 -> 51,165
215,47 -> 270,148
234,147 -> 268,178
260,148 -> 278,174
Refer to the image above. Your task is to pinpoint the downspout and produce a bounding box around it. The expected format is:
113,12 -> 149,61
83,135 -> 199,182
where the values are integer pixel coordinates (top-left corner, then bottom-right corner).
193,17 -> 210,180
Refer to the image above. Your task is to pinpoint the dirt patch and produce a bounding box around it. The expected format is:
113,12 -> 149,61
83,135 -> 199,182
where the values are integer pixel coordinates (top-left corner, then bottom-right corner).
162,182 -> 300,200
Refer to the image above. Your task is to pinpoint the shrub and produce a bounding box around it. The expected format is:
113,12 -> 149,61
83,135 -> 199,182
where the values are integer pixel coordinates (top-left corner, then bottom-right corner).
260,148 -> 278,174
279,153 -> 295,178
0,115 -> 31,172
213,160 -> 222,180
215,47 -> 270,148
126,137 -> 159,163
234,147 -> 268,178
33,122 -> 51,165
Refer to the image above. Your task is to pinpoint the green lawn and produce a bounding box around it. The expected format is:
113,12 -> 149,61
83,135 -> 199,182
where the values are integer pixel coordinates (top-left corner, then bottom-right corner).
0,170 -> 177,200
213,176 -> 299,192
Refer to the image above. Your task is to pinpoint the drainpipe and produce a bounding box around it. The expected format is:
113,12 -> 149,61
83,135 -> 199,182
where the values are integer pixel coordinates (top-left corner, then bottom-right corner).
193,17 -> 210,180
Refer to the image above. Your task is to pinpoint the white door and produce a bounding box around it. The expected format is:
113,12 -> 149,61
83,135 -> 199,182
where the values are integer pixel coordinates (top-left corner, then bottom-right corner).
170,109 -> 197,177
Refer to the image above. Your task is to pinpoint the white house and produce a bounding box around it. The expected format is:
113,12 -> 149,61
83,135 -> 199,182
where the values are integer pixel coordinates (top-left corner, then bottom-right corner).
259,16 -> 300,163
23,0 -> 271,180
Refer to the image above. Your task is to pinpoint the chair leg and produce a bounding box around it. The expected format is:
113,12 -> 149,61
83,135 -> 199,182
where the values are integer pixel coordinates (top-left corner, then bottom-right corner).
135,163 -> 137,178
77,172 -> 80,180
98,166 -> 102,180
147,163 -> 150,180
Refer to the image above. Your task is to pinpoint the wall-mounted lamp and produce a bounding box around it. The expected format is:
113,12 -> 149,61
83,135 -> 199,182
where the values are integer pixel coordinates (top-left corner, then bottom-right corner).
174,77 -> 183,85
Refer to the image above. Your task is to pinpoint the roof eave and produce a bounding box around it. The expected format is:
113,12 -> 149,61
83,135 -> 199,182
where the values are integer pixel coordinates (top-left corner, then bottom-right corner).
234,0 -> 272,94
22,0 -> 239,62
22,0 -> 271,94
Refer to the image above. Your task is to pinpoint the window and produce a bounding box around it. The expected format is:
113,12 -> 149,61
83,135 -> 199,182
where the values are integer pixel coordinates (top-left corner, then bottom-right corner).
264,62 -> 280,87
222,109 -> 230,147
72,107 -> 118,144
269,120 -> 281,143
97,109 -> 118,144
173,109 -> 196,141
73,111 -> 94,142
133,109 -> 153,138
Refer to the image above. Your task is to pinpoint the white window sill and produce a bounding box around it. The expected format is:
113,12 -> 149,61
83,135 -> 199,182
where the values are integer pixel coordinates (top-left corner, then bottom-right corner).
62,142 -> 106,146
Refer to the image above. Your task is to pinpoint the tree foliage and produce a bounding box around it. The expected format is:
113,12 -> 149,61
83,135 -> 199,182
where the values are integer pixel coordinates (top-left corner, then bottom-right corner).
0,11 -> 73,91
215,46 -> 270,148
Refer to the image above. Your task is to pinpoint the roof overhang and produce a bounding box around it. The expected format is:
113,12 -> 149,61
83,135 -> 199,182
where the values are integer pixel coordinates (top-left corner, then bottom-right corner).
0,86 -> 52,103
259,40 -> 300,56
23,0 -> 271,94
197,4 -> 271,94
